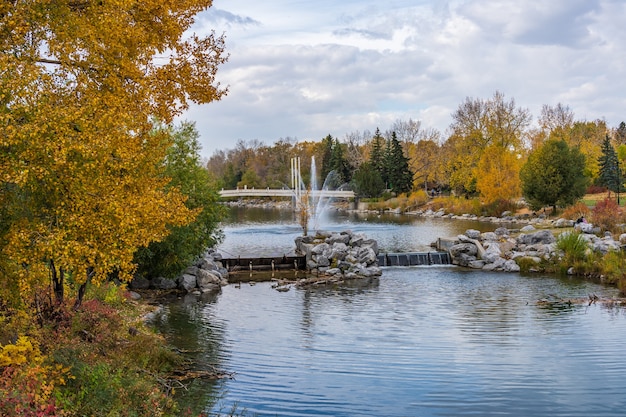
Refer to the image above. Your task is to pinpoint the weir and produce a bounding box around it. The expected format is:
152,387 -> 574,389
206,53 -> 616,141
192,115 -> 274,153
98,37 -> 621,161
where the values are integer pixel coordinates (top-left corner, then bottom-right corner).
223,255 -> 306,272
377,252 -> 452,267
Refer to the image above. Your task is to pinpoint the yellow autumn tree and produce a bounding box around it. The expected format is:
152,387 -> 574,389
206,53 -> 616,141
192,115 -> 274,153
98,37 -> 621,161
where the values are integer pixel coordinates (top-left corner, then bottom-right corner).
0,1 -> 227,308
475,145 -> 522,205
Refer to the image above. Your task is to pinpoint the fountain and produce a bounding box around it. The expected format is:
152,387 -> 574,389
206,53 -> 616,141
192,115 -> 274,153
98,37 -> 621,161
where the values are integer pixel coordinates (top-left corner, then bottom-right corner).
291,156 -> 346,235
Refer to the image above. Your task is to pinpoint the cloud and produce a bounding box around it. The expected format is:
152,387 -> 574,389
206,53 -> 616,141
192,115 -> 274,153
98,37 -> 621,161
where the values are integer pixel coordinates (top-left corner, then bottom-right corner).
200,8 -> 260,27
184,0 -> 626,157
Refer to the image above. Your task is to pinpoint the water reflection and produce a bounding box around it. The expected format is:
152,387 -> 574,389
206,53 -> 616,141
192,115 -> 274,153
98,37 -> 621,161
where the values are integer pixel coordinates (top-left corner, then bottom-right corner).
218,206 -> 507,257
157,208 -> 626,416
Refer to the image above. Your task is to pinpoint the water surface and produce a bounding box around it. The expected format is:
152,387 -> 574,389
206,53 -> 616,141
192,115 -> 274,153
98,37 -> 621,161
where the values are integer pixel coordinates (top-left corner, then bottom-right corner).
154,207 -> 626,416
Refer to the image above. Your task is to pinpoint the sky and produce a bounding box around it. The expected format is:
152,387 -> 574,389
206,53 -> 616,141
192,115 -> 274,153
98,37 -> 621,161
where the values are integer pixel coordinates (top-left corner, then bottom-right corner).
182,0 -> 626,158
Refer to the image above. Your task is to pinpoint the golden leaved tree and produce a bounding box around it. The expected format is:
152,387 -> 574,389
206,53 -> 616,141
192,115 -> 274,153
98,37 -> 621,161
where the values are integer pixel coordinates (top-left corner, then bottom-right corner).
0,0 -> 227,308
475,145 -> 522,205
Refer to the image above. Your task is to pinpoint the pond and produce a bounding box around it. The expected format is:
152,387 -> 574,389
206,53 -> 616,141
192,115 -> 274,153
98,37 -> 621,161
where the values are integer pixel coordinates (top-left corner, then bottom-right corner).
153,207 -> 626,417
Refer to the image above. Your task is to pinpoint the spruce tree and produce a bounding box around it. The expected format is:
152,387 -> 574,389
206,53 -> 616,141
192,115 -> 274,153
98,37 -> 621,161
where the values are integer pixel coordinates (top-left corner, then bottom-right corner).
385,132 -> 414,194
369,128 -> 386,180
598,134 -> 622,201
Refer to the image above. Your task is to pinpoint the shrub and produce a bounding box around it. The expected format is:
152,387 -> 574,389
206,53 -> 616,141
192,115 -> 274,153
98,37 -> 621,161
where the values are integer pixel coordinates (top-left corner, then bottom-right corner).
556,231 -> 588,267
481,199 -> 518,217
561,202 -> 591,221
600,251 -> 626,286
406,190 -> 429,210
591,198 -> 623,233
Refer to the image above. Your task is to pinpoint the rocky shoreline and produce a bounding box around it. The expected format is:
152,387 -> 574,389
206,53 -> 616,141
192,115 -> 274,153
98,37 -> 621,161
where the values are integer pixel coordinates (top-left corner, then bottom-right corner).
131,200 -> 626,296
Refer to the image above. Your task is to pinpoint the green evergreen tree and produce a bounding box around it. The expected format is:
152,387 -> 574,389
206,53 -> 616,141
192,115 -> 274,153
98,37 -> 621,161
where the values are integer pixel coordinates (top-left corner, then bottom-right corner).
369,128 -> 386,182
385,132 -> 414,194
320,134 -> 334,181
352,162 -> 385,198
329,139 -> 351,186
520,139 -> 588,211
598,134 -> 622,201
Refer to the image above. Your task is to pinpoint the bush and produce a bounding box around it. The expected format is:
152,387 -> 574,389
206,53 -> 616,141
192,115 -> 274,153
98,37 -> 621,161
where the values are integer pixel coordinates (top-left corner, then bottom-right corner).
562,202 -> 591,221
481,199 -> 518,217
406,190 -> 429,209
430,196 -> 482,216
591,198 -> 623,233
556,231 -> 588,267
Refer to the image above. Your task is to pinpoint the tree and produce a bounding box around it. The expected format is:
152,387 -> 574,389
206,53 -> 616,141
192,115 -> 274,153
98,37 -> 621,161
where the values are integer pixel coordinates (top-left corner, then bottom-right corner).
320,135 -> 334,181
446,91 -> 531,195
134,122 -> 225,279
475,145 -> 522,205
329,139 -> 351,186
520,140 -> 588,211
597,134 -> 622,202
615,121 -> 626,146
384,132 -> 414,194
0,1 -> 227,308
352,162 -> 385,198
369,128 -> 386,181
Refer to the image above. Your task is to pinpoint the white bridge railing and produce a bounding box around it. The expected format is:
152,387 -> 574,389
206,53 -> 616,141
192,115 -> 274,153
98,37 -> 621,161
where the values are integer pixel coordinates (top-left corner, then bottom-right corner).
219,188 -> 355,198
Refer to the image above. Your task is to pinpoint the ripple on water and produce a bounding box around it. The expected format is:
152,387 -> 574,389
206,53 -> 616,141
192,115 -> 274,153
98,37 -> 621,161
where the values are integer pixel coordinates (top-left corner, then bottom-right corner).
161,264 -> 626,417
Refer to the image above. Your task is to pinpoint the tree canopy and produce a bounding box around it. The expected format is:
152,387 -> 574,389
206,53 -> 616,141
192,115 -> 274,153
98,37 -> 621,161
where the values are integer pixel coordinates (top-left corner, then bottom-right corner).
520,140 -> 588,211
0,0 -> 227,307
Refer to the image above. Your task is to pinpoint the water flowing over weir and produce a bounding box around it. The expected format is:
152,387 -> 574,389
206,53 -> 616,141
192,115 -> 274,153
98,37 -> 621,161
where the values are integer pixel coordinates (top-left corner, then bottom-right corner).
378,251 -> 451,267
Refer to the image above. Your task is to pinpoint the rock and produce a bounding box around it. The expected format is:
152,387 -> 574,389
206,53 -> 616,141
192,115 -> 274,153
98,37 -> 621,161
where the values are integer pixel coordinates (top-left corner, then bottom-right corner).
482,243 -> 502,263
128,291 -> 142,301
326,232 -> 350,245
196,269 -> 222,291
465,229 -> 481,239
183,266 -> 199,276
483,257 -> 506,271
361,239 -> 379,255
449,243 -> 478,258
503,259 -> 520,272
494,227 -> 509,237
554,218 -> 574,228
576,222 -> 595,234
178,274 -> 197,292
129,275 -> 150,290
520,225 -> 536,233
517,230 -> 556,245
150,276 -> 177,290
620,233 -> 626,244
468,260 -> 486,269
481,232 -> 498,242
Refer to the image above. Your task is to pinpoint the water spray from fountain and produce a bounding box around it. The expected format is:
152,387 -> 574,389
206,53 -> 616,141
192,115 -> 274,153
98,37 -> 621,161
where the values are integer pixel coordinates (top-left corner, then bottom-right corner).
291,156 -> 347,235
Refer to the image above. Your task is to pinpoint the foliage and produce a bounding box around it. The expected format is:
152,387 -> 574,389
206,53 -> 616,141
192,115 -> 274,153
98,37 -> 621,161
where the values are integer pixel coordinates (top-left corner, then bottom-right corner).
406,190 -> 430,210
429,196 -> 482,216
134,122 -> 225,279
475,145 -> 522,205
480,199 -> 519,218
520,139 -> 588,211
384,132 -> 414,194
556,232 -> 588,266
445,91 -> 531,195
599,251 -> 626,287
0,287 -> 189,416
597,134 -> 622,196
591,198 -> 623,233
561,202 -> 591,220
0,0 -> 227,307
352,162 -> 385,198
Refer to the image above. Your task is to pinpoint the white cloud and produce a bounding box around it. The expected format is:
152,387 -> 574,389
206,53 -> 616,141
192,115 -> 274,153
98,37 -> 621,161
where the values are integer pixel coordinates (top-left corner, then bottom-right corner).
183,0 -> 626,157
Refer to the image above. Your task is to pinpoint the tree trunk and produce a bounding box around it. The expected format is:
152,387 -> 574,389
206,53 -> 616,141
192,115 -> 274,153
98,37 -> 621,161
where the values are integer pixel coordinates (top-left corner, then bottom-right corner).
50,259 -> 64,305
73,267 -> 93,310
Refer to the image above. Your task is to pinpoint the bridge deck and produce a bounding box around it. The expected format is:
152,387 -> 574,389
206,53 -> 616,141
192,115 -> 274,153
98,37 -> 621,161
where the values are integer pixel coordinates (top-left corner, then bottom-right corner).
219,188 -> 355,198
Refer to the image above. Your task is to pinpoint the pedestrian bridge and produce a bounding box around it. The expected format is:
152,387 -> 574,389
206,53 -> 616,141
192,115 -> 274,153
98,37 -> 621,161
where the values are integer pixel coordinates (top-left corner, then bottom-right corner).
219,188 -> 355,198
